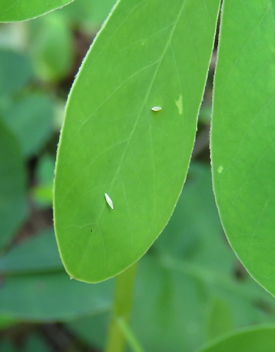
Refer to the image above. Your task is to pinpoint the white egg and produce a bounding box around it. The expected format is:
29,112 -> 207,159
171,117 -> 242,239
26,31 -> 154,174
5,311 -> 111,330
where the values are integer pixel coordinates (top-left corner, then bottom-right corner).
151,106 -> 162,112
104,193 -> 114,209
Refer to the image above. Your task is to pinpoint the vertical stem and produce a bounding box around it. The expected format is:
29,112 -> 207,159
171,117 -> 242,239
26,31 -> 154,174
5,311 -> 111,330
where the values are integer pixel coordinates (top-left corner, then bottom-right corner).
105,263 -> 137,352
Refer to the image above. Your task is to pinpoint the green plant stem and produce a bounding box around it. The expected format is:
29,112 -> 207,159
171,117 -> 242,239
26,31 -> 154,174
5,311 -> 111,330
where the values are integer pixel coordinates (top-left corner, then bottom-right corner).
105,263 -> 138,352
116,317 -> 145,352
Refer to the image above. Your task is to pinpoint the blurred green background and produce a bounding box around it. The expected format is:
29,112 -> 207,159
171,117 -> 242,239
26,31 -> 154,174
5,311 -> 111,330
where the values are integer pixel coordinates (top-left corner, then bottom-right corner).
1,1 -> 275,351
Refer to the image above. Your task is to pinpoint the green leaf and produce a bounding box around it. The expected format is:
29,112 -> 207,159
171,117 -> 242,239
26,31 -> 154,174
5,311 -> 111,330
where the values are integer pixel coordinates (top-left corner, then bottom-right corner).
132,256 -> 207,352
199,104 -> 212,125
196,326 -> 275,352
132,253 -> 275,352
2,94 -> 54,156
54,0 -> 221,283
32,154 -> 55,207
0,316 -> 17,331
206,298 -> 234,341
0,49 -> 32,97
61,0 -> 116,30
0,0 -> 74,22
23,334 -> 52,352
86,0 -> 117,27
211,1 -> 275,294
0,119 -> 28,249
32,185 -> 53,207
67,312 -> 110,351
154,163 -> 236,274
29,13 -> 74,82
0,229 -> 62,274
0,340 -> 16,352
36,154 -> 55,185
0,272 -> 113,321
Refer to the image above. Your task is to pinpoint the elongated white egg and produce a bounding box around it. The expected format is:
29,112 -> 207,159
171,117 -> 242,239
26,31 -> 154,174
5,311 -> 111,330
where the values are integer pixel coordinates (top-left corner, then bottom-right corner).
104,193 -> 114,209
151,106 -> 162,112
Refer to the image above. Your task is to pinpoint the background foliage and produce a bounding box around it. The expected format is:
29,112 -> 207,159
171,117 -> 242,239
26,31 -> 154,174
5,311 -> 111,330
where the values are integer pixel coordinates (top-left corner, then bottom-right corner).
1,0 -> 275,351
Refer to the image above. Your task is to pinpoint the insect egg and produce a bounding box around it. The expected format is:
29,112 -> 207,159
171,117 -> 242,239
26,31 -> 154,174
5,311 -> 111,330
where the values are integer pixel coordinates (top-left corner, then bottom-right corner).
104,193 -> 114,209
151,106 -> 162,112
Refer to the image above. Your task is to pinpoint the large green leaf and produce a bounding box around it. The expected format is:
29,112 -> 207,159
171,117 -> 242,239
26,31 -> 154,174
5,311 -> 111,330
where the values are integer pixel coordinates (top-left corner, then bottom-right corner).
54,0 -> 221,282
0,0 -> 74,22
211,1 -> 275,294
196,326 -> 275,352
0,120 -> 27,249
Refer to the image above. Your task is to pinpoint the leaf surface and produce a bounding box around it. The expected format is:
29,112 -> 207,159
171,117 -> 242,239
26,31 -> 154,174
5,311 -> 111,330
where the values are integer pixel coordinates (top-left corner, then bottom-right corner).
0,272 -> 113,321
212,0 -> 275,294
197,326 -> 275,352
54,0 -> 221,282
0,0 -> 74,22
0,229 -> 62,274
2,94 -> 54,156
0,49 -> 32,96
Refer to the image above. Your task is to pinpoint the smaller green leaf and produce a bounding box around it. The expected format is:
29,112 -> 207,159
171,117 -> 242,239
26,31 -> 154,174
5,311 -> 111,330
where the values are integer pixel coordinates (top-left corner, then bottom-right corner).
0,0 -> 74,22
61,0 -> 116,30
29,13 -> 74,81
198,104 -> 211,125
0,49 -> 32,96
206,298 -> 233,341
0,340 -> 16,352
23,334 -> 52,352
2,94 -> 54,156
67,312 -> 110,350
0,119 -> 28,249
0,229 -> 62,274
0,272 -> 113,321
32,154 -> 55,207
86,0 -> 117,27
32,185 -> 53,207
36,154 -> 55,185
196,326 -> 275,352
0,316 -> 17,331
154,163 -> 235,274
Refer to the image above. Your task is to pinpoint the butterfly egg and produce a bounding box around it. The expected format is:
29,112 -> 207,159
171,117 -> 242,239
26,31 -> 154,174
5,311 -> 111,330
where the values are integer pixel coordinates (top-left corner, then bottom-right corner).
104,193 -> 114,209
151,106 -> 162,112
